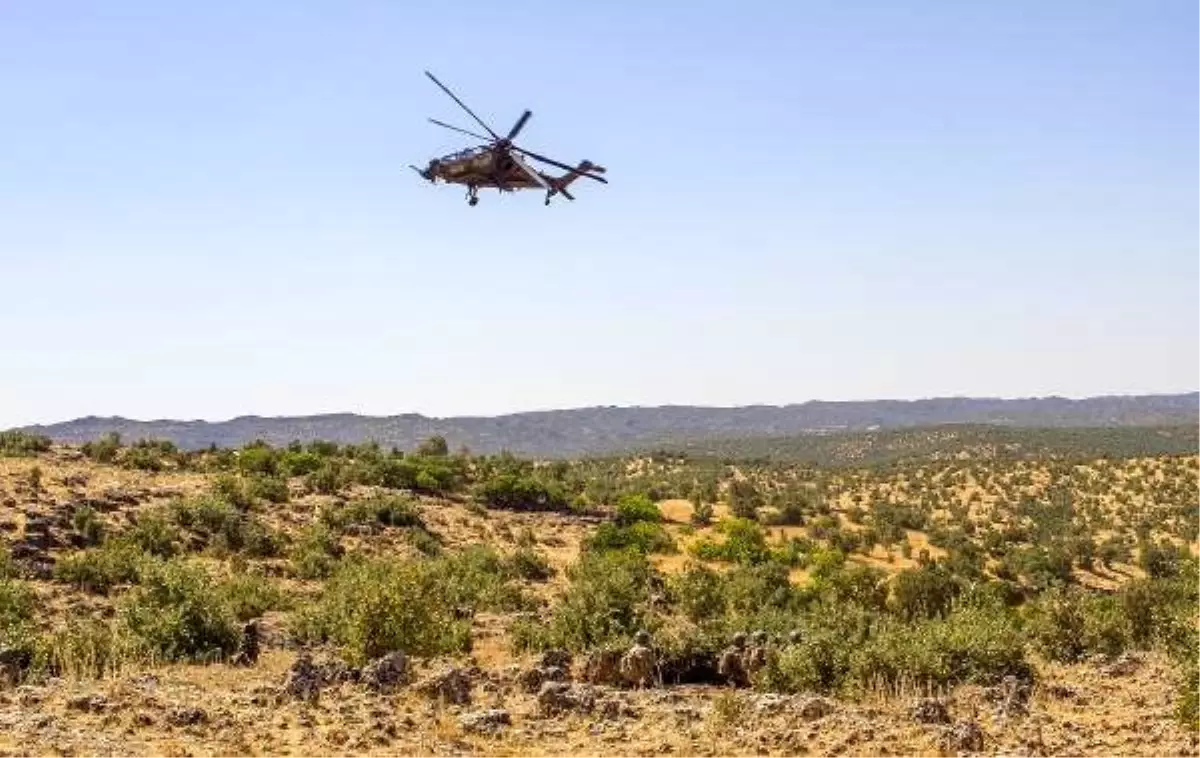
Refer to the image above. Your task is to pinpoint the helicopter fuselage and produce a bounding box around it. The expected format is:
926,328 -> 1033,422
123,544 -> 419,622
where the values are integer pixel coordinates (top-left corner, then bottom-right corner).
421,146 -> 541,190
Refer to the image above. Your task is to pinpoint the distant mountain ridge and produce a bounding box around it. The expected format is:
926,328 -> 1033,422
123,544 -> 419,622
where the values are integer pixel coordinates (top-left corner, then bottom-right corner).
14,393 -> 1198,458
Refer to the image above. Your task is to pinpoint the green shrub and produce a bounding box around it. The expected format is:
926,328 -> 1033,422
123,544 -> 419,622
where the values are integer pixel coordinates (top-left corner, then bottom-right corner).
615,494 -> 661,525
0,431 -> 51,457
585,521 -> 676,555
321,495 -> 423,532
1177,667 -> 1198,729
120,444 -> 166,472
293,558 -> 473,665
236,445 -> 279,476
888,564 -> 963,621
477,473 -> 569,512
728,480 -> 762,520
210,474 -> 252,509
71,505 -> 106,546
812,563 -> 888,611
505,548 -> 554,582
0,578 -> 37,662
691,518 -> 771,565
1139,539 -> 1189,579
81,433 -> 121,464
53,540 -> 148,595
218,573 -> 291,622
513,550 -> 657,652
848,607 -> 1032,692
280,450 -> 324,476
762,625 -> 854,693
290,524 -> 342,580
117,559 -> 239,663
245,475 -> 290,504
436,546 -> 530,611
406,526 -> 443,556
370,495 -> 423,528
125,510 -> 182,558
1028,588 -> 1088,662
169,496 -> 283,557
305,462 -> 344,495
722,562 -> 794,616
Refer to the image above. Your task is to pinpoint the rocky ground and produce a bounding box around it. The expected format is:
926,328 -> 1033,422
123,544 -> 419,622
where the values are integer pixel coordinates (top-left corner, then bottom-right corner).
0,644 -> 1195,757
0,445 -> 1196,757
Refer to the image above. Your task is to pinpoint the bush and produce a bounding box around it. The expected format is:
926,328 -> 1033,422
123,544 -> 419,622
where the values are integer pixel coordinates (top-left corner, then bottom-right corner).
81,433 -> 121,463
245,475 -> 290,504
321,495 -> 424,532
437,546 -> 531,611
477,474 -> 569,512
305,462 -> 345,495
210,475 -> 253,509
294,558 -> 474,665
762,626 -> 854,693
513,550 -> 657,652
671,563 -> 727,622
290,524 -> 342,580
848,607 -> 1032,692
120,443 -> 168,472
218,573 -> 291,622
728,480 -> 762,520
0,431 -> 51,457
280,450 -> 324,476
125,510 -> 182,558
169,496 -> 283,558
236,445 -> 279,476
888,564 -> 963,621
0,578 -> 37,663
505,548 -> 555,582
615,494 -> 661,525
118,560 -> 239,663
585,522 -> 676,555
53,540 -> 148,595
1139,539 -> 1189,579
691,518 -> 771,565
371,495 -> 423,528
71,505 -> 106,546
1178,665 -> 1198,728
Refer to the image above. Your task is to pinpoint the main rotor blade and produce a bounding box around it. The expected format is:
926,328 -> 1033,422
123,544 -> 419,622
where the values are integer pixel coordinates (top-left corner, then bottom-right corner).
428,118 -> 491,142
424,70 -> 499,140
512,147 -> 608,183
506,110 -> 532,141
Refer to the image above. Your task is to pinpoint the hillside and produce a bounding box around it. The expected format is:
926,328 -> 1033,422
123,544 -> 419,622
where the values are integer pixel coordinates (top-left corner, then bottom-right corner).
15,392 -> 1199,457
0,430 -> 1196,756
657,423 -> 1200,466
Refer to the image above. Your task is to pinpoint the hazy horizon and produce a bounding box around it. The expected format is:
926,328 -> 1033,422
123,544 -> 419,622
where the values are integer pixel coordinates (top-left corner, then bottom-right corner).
12,389 -> 1198,429
3,1 -> 1196,430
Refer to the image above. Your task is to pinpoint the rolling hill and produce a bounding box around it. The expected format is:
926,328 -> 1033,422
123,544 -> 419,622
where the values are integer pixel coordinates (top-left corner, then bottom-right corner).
13,392 -> 1198,457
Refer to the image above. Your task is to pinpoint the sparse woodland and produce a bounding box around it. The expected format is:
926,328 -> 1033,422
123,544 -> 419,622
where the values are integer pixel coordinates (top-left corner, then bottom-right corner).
0,427 -> 1196,756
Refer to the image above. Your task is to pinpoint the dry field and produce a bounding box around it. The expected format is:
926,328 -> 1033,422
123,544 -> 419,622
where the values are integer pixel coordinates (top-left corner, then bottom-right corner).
0,432 -> 1196,757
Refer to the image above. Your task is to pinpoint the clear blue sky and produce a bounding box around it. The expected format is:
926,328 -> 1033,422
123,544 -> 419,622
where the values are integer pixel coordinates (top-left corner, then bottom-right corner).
2,1 -> 1196,428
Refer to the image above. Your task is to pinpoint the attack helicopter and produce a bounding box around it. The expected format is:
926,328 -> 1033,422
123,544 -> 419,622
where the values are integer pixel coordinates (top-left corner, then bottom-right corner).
411,71 -> 607,206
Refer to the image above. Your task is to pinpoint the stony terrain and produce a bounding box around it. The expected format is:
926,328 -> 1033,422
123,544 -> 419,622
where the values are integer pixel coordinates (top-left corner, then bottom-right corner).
0,429 -> 1196,756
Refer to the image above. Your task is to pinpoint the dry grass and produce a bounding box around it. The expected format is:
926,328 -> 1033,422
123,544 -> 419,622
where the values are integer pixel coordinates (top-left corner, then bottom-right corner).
0,445 -> 1196,756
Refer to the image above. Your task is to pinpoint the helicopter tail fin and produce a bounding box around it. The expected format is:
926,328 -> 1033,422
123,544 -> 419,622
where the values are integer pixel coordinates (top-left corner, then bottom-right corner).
549,161 -> 605,200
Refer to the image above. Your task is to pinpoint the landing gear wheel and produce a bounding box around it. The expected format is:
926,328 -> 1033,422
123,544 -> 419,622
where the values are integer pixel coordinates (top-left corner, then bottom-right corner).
469,197 -> 479,206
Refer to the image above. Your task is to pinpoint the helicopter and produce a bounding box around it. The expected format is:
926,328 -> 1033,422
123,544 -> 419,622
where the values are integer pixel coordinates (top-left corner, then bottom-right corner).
411,71 -> 607,206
